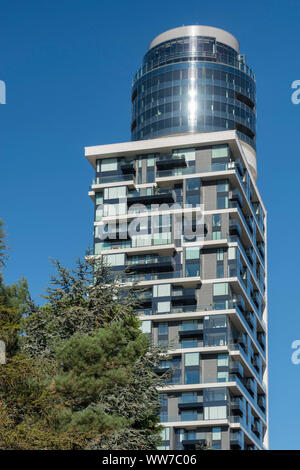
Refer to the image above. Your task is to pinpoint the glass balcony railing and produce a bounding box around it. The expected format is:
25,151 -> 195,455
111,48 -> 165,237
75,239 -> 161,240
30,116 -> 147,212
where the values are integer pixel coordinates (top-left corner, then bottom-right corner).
179,323 -> 203,332
124,270 -> 183,282
230,417 -> 263,448
156,162 -> 229,179
230,430 -> 244,449
91,174 -> 134,186
126,255 -> 175,267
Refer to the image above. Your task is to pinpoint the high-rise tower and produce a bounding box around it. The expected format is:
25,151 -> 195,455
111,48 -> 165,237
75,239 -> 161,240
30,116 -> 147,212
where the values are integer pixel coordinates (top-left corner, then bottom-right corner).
86,25 -> 268,450
131,26 -> 257,180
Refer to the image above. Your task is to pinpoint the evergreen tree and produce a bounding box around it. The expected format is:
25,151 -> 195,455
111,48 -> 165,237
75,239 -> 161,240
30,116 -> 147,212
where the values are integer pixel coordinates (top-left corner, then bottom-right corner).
0,256 -> 169,449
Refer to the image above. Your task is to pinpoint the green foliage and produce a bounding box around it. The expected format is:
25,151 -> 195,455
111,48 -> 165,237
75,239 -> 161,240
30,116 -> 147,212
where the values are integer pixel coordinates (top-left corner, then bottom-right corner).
0,278 -> 29,357
23,258 -> 140,357
0,255 -> 169,450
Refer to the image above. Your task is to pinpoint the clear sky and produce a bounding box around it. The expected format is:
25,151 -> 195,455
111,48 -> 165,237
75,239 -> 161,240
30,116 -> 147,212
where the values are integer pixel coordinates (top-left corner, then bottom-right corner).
0,0 -> 300,450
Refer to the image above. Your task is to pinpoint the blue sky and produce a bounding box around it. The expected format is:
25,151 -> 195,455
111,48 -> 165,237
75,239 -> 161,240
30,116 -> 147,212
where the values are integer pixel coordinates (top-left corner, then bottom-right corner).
0,0 -> 300,450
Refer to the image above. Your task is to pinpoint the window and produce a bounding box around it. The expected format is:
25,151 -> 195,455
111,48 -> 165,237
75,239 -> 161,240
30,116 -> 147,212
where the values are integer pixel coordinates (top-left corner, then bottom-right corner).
185,367 -> 199,384
217,248 -> 224,278
212,145 -> 228,158
103,202 -> 126,216
204,406 -> 227,420
186,247 -> 200,260
186,193 -> 200,205
181,392 -> 198,403
213,214 -> 221,227
213,231 -> 221,240
181,320 -> 198,331
181,410 -> 197,421
158,322 -> 168,335
186,263 -> 200,277
217,371 -> 229,382
217,195 -> 228,209
159,394 -> 168,421
186,178 -> 200,191
153,284 -> 171,297
100,158 -> 118,172
132,234 -> 152,247
181,338 -> 198,348
158,426 -> 170,451
212,213 -> 222,239
217,263 -> 224,278
186,177 -> 200,206
95,193 -> 103,205
217,354 -> 229,367
161,427 -> 170,441
153,232 -> 172,245
185,247 -> 200,277
157,302 -> 171,313
185,352 -> 199,366
205,331 -> 227,347
104,186 -> 126,200
158,322 -> 168,343
217,180 -> 229,209
212,427 -> 222,440
141,320 -> 151,334
95,206 -> 103,222
213,283 -> 229,296
205,387 -> 226,402
103,253 -> 125,266
146,156 -> 155,182
204,315 -> 226,329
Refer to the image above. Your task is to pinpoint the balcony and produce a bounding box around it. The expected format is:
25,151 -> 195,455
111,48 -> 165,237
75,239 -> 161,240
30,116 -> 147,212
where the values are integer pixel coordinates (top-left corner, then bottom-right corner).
229,189 -> 243,209
121,161 -> 136,175
252,290 -> 260,309
258,395 -> 266,413
235,333 -> 247,353
244,378 -> 255,397
179,325 -> 204,339
156,153 -> 187,171
229,159 -> 244,178
229,219 -> 242,237
178,400 -> 203,411
251,421 -> 261,439
232,295 -> 246,313
245,312 -> 255,330
92,173 -> 134,186
138,291 -> 153,308
171,289 -> 197,306
230,431 -> 243,450
125,255 -> 175,274
230,362 -> 244,379
246,247 -> 254,266
257,242 -> 265,260
127,189 -> 175,206
252,354 -> 260,373
230,397 -> 244,417
181,439 -> 206,450
257,332 -> 266,351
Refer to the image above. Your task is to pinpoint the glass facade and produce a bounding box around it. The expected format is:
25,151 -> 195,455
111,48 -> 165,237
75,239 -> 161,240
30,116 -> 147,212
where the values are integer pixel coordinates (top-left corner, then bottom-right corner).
86,26 -> 267,451
131,35 -> 256,149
